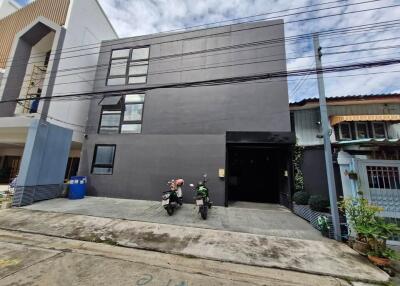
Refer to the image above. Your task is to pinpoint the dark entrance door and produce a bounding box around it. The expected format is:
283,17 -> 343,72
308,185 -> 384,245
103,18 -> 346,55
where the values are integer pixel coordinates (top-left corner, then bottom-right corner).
227,145 -> 282,204
0,156 -> 21,183
225,132 -> 295,208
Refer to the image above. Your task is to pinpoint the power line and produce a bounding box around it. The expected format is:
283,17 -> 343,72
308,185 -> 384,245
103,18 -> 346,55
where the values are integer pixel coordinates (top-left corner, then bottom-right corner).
5,20 -> 400,92
0,0 -> 382,66
6,42 -> 400,94
323,36 -> 400,49
1,0 -> 397,69
3,57 -> 399,105
2,16 -> 400,86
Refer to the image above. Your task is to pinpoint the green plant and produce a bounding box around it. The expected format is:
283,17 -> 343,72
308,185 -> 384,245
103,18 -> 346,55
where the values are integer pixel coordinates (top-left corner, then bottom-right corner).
339,193 -> 400,260
293,144 -> 304,192
347,171 -> 358,180
293,191 -> 310,205
369,247 -> 400,260
339,194 -> 382,241
309,195 -> 329,212
317,215 -> 330,237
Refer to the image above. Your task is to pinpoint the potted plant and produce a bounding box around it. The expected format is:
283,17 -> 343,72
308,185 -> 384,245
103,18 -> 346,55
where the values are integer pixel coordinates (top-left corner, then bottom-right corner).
317,215 -> 330,237
346,170 -> 358,180
340,193 -> 400,264
366,217 -> 400,267
339,193 -> 382,256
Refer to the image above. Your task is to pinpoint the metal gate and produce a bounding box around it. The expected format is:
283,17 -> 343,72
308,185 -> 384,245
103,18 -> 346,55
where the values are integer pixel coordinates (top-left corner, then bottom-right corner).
356,159 -> 400,218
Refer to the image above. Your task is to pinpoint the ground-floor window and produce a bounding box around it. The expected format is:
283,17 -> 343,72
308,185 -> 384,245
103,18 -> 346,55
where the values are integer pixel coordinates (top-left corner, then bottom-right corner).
91,145 -> 116,175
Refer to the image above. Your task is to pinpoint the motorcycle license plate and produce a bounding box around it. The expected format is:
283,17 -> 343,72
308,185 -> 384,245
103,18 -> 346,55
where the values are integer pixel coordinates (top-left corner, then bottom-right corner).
162,199 -> 169,206
196,200 -> 204,206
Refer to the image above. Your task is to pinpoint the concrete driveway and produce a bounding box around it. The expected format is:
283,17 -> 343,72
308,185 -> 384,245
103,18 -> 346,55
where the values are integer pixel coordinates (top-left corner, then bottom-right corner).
23,196 -> 323,241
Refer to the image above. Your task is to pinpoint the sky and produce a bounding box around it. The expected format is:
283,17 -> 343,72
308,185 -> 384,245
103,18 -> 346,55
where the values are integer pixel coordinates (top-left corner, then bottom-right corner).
21,0 -> 400,102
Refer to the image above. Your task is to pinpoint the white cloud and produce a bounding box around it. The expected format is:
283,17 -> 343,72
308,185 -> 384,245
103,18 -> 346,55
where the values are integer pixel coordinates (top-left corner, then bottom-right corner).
98,0 -> 400,101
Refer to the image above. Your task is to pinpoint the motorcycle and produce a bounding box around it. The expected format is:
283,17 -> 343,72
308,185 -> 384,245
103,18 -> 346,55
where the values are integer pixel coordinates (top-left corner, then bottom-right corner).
162,178 -> 184,216
190,174 -> 212,220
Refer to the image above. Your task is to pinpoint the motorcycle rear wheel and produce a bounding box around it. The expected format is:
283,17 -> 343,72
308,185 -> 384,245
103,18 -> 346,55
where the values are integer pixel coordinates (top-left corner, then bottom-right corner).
200,205 -> 208,220
166,206 -> 174,216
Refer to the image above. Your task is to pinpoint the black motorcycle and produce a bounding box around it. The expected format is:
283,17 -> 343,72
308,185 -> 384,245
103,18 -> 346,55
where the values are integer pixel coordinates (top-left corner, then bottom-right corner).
162,179 -> 184,216
190,174 -> 212,220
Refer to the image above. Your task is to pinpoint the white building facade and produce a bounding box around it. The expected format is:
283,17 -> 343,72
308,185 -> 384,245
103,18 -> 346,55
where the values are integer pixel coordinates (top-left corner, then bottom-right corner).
0,0 -> 117,205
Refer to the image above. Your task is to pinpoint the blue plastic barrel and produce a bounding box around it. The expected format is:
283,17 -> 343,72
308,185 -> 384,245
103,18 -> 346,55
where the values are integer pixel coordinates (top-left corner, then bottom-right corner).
68,176 -> 87,200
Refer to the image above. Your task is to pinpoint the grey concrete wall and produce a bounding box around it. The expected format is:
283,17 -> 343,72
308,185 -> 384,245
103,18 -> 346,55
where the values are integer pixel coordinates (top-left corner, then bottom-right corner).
301,147 -> 343,200
80,134 -> 226,205
18,119 -> 72,187
81,20 -> 290,205
0,38 -> 31,116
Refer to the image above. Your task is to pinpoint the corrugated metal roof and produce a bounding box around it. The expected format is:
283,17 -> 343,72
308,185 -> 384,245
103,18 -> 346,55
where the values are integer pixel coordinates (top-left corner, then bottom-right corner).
290,93 -> 400,106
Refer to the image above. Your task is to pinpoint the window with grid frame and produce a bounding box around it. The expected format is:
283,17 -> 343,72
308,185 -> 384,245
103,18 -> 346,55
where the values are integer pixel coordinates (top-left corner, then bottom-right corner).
98,94 -> 145,134
91,145 -> 116,175
121,94 -> 145,133
355,122 -> 369,139
338,122 -> 352,140
98,107 -> 121,134
372,122 -> 387,139
107,47 -> 150,86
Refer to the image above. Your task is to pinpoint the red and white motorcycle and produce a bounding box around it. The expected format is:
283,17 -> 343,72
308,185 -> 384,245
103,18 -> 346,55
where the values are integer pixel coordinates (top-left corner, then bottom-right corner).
161,178 -> 184,216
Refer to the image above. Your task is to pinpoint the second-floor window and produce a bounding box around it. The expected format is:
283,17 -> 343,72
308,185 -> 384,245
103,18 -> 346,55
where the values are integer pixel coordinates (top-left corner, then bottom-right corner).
99,94 -> 145,134
355,122 -> 369,139
372,122 -> 387,139
107,47 -> 150,86
335,121 -> 390,141
338,122 -> 352,140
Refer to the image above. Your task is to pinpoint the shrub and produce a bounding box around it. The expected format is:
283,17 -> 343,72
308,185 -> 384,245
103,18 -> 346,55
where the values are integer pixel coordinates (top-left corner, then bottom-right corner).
308,195 -> 329,212
293,191 -> 310,205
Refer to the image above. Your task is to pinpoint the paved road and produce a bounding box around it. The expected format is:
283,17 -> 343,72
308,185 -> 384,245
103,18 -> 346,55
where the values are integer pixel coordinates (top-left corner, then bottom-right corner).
0,208 -> 389,283
0,229 -> 351,286
23,197 -> 323,240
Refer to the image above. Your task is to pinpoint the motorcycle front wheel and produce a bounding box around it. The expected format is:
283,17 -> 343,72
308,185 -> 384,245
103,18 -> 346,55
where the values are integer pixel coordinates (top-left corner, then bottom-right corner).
200,205 -> 208,220
166,206 -> 174,216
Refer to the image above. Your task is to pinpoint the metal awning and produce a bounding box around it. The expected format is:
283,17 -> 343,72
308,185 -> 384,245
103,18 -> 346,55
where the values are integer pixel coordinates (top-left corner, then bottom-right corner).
334,138 -> 400,146
226,131 -> 296,145
330,114 -> 400,126
99,95 -> 122,106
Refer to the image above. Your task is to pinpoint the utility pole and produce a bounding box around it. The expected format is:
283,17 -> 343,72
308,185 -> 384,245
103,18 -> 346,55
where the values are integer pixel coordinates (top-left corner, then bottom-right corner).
313,34 -> 341,241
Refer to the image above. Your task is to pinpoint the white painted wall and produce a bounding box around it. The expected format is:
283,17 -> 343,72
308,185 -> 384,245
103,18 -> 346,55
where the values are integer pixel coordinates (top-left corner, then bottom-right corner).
47,0 -> 118,143
0,0 -> 21,19
15,32 -> 55,114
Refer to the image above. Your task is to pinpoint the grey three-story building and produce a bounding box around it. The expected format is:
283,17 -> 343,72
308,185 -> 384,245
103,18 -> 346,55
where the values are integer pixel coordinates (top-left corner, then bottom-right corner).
79,20 -> 295,207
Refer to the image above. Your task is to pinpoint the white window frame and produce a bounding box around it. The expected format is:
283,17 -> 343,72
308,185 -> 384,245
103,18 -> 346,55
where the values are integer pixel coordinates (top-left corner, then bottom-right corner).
355,122 -> 369,139
338,122 -> 352,140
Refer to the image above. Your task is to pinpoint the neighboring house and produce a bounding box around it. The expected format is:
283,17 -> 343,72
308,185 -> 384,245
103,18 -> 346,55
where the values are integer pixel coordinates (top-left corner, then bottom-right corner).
0,0 -> 21,85
291,94 -> 400,232
0,0 -> 117,205
79,20 -> 295,207
0,0 -> 21,20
